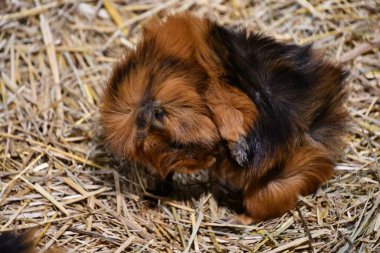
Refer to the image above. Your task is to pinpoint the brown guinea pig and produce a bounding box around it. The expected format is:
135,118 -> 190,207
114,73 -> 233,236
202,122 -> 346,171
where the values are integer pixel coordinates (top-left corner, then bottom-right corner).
100,12 -> 348,224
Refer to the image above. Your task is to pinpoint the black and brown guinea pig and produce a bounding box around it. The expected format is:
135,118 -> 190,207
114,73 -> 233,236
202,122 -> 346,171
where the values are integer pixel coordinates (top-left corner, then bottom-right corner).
100,12 -> 348,224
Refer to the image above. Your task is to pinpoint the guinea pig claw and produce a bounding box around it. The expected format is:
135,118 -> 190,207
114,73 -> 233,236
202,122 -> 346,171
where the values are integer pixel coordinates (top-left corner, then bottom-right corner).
229,136 -> 249,167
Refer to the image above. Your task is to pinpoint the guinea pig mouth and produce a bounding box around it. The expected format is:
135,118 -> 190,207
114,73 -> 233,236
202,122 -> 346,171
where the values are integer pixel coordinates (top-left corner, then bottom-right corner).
168,142 -> 216,155
149,141 -> 221,178
156,152 -> 217,179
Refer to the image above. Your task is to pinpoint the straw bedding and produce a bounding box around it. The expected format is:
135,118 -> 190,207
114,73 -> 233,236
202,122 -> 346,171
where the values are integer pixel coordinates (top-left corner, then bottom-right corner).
0,0 -> 379,252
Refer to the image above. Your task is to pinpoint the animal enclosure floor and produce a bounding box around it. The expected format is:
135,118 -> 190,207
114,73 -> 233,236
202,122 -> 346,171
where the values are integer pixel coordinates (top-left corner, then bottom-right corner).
0,0 -> 379,252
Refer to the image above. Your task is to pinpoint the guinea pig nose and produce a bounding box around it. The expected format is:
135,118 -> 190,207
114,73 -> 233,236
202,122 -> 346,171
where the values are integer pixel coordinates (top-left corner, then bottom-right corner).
136,102 -> 155,129
137,101 -> 164,130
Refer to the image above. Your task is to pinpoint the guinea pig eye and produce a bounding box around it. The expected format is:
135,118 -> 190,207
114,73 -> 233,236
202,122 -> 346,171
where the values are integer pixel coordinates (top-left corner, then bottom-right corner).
154,108 -> 165,123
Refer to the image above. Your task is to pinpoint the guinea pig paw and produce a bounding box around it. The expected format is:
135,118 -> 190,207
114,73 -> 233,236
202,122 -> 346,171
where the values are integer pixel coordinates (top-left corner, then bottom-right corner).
229,136 -> 249,167
222,214 -> 254,225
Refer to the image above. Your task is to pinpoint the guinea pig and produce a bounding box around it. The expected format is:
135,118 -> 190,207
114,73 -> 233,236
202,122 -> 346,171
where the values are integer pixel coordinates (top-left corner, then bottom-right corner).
100,12 -> 348,224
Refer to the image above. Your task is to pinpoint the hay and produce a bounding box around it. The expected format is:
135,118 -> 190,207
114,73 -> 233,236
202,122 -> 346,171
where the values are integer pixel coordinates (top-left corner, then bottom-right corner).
0,0 -> 379,252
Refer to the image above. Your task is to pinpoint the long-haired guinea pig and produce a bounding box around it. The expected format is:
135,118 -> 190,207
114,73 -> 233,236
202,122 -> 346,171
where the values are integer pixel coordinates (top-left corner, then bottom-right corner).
100,12 -> 348,224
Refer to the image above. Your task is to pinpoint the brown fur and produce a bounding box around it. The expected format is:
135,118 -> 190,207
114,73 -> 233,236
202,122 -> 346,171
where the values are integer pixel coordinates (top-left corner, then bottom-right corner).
242,144 -> 334,222
101,12 -> 348,223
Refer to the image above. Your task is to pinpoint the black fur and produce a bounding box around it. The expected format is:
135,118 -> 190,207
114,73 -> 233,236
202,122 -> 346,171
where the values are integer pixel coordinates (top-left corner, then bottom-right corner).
207,24 -> 347,170
0,231 -> 34,253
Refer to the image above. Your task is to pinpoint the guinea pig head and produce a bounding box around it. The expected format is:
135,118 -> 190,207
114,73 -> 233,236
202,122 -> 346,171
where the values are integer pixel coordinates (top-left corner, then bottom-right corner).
100,38 -> 220,178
